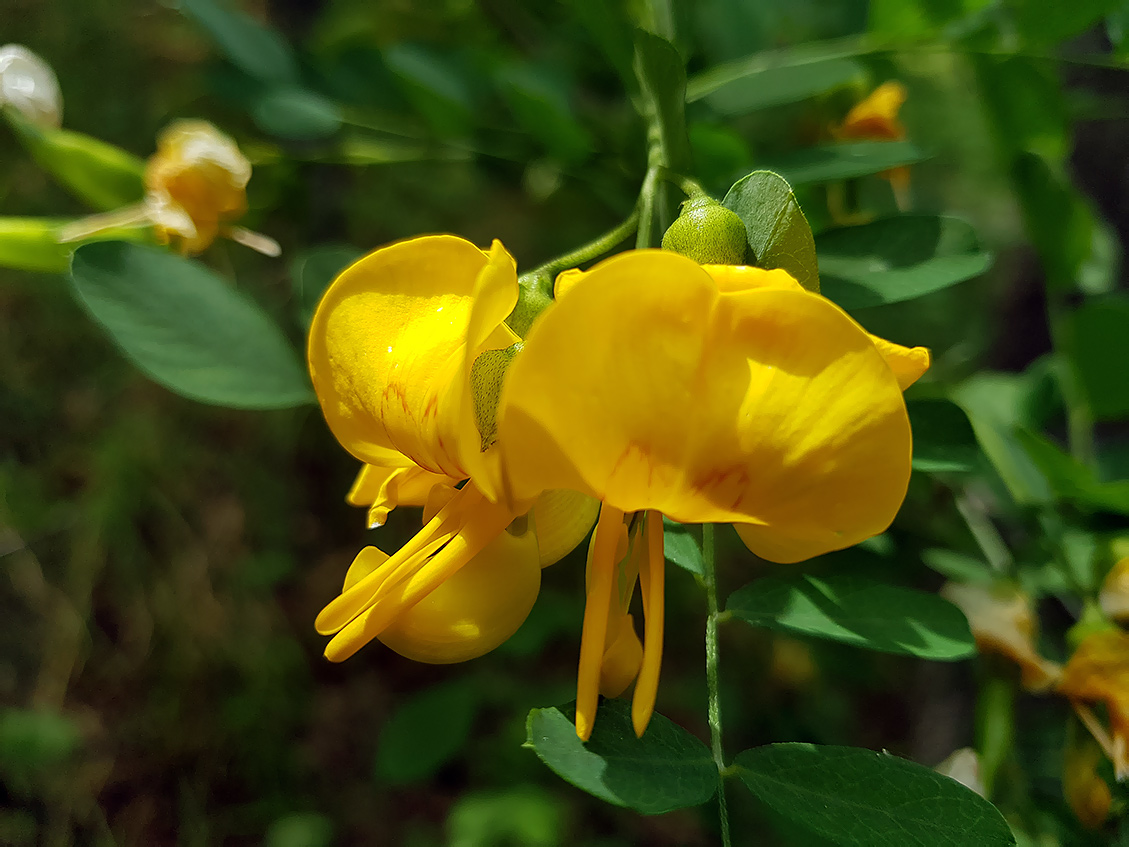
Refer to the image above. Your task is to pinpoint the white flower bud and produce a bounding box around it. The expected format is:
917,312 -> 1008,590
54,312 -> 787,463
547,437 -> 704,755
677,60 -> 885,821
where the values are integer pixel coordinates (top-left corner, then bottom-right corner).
0,44 -> 62,128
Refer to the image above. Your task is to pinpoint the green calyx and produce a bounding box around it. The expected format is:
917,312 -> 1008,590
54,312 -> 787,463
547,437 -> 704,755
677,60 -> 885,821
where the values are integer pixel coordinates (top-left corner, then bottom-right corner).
661,193 -> 748,266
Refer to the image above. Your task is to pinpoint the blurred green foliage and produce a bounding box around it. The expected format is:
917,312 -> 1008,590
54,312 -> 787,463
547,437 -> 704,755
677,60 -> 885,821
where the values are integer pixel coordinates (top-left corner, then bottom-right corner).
0,0 -> 1128,844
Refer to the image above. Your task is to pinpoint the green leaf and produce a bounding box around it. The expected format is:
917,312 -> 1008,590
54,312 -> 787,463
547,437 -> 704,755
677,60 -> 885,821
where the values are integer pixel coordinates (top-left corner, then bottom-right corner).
735,744 -> 1015,847
699,58 -> 864,115
921,548 -> 995,584
1067,296 -> 1129,421
726,574 -> 975,660
1012,152 -> 1094,291
4,111 -> 145,212
385,44 -> 476,137
686,38 -> 867,104
0,709 -> 81,775
265,813 -> 333,847
662,517 -> 703,576
1015,428 -> 1129,515
632,30 -> 690,172
907,398 -> 980,473
375,678 -> 479,785
525,700 -> 717,815
869,0 -> 993,38
818,216 -> 992,310
951,373 -> 1053,505
179,0 -> 299,84
69,241 -> 313,409
1011,0 -> 1124,45
448,788 -> 563,847
495,63 -> 592,164
722,170 -> 819,292
767,141 -> 929,186
252,87 -> 342,141
289,244 -> 363,329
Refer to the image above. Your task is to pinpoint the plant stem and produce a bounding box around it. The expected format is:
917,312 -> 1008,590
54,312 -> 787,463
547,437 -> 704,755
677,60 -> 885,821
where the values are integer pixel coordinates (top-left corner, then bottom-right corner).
702,523 -> 731,847
528,210 -> 640,279
1044,289 -> 1094,467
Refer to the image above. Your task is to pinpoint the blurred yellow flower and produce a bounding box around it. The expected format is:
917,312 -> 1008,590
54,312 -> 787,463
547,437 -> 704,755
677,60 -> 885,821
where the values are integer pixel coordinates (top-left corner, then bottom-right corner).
59,120 -> 278,256
941,581 -> 1061,691
1100,556 -> 1129,623
308,235 -> 594,664
833,81 -> 911,205
1059,628 -> 1129,780
498,251 -> 929,738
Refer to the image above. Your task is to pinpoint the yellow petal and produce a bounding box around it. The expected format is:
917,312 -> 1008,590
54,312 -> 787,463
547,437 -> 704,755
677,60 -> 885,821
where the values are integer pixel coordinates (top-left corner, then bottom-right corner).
835,81 -> 907,142
598,612 -> 643,698
1059,629 -> 1129,779
308,235 -> 517,477
700,264 -> 804,294
346,462 -> 456,527
1100,556 -> 1129,623
530,488 -> 600,567
867,333 -> 931,391
378,511 -> 541,664
499,249 -> 913,562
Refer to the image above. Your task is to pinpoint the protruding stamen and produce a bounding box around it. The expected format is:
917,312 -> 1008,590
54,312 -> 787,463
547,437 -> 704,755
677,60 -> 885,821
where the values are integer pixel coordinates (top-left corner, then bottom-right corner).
225,225 -> 281,257
575,503 -> 625,741
633,509 -> 665,737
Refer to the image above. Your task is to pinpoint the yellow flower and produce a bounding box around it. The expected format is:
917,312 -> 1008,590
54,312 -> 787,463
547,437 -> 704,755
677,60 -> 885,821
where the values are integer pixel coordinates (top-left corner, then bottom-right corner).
1100,556 -> 1129,623
496,251 -> 930,738
308,235 -> 595,663
833,81 -> 911,203
58,120 -> 279,256
1059,628 -> 1129,780
941,581 -> 1061,691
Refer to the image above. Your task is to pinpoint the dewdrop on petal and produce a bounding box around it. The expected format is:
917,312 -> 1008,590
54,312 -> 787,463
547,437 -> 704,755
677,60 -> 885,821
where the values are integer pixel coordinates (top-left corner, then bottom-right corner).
0,45 -> 62,129
58,120 -> 279,257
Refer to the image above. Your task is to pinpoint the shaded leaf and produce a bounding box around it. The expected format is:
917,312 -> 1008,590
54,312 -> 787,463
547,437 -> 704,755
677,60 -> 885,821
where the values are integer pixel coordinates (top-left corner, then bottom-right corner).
700,57 -> 864,115
632,30 -> 690,172
1015,428 -> 1129,515
375,679 -> 479,785
525,700 -> 716,815
686,39 -> 867,103
496,62 -> 591,163
265,813 -> 333,847
726,574 -> 975,660
722,170 -> 819,292
768,141 -> 929,186
662,517 -> 703,576
385,44 -> 476,137
735,744 -> 1015,846
70,241 -> 313,409
1066,296 -> 1129,421
180,0 -> 299,84
253,87 -> 342,141
908,398 -> 980,473
818,216 -> 992,310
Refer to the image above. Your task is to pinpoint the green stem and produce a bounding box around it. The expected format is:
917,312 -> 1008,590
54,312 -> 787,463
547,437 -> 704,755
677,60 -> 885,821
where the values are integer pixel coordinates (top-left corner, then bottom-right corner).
702,524 -> 731,847
954,489 -> 1012,575
528,209 -> 640,279
636,166 -> 660,249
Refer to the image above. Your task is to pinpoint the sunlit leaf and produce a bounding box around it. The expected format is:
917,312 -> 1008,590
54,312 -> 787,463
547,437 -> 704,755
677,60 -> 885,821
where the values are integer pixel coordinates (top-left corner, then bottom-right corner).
375,679 -> 479,785
921,548 -> 996,584
767,141 -> 929,186
0,217 -> 148,274
908,398 -> 980,473
722,170 -> 819,292
179,0 -> 299,84
525,700 -> 716,814
818,216 -> 992,310
727,574 -> 975,660
735,744 -> 1015,846
70,241 -> 313,409
686,38 -> 866,103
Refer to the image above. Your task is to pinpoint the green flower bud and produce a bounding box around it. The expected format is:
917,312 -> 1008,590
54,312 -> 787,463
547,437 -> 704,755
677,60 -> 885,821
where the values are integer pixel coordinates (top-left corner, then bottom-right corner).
661,193 -> 748,265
